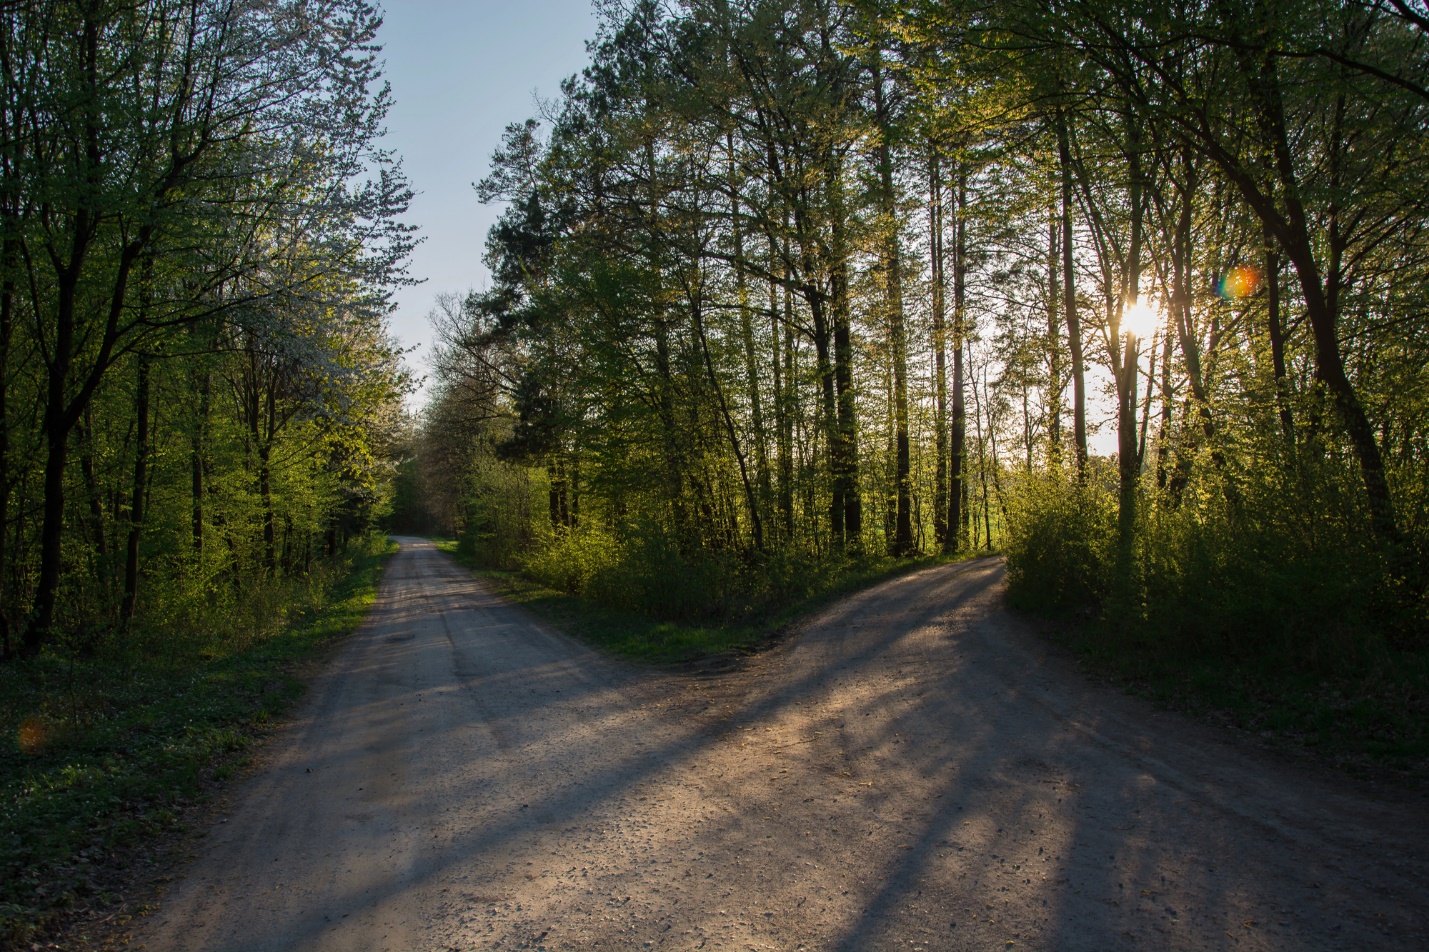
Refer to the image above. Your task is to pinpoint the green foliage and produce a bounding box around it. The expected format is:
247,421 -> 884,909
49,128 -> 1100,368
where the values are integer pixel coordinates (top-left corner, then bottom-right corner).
456,456 -> 539,571
1004,467 -> 1117,615
1006,458 -> 1427,765
0,536 -> 395,945
438,538 -> 948,664
515,517 -> 945,626
1127,471 -> 1396,664
0,0 -> 412,656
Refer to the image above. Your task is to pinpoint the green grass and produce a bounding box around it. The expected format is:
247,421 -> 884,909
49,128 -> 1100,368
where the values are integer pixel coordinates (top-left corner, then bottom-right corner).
0,537 -> 397,946
436,539 -> 973,665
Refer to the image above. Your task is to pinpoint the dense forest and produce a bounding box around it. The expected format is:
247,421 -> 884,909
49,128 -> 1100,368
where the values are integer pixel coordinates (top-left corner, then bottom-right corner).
0,0 -> 412,659
402,0 -> 1427,661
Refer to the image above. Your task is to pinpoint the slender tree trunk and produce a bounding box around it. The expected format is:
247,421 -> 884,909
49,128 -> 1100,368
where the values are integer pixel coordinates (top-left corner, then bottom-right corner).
769,238 -> 794,544
1046,210 -> 1063,467
0,236 -> 10,655
121,354 -> 151,625
653,318 -> 689,541
569,456 -> 580,528
1138,339 -> 1158,468
780,268 -> 796,539
967,344 -> 989,549
1264,224 -> 1294,440
27,266 -> 79,653
1169,152 -> 1221,464
949,161 -> 968,550
1117,115 -> 1145,555
831,212 -> 861,552
31,426 -> 68,651
1155,331 -> 1174,489
874,60 -> 912,556
261,384 -> 276,574
729,139 -> 771,532
78,409 -> 107,569
929,151 -> 950,551
191,371 -> 209,553
0,27 -> 14,655
1056,110 -> 1088,474
693,284 -> 764,551
810,295 -> 841,550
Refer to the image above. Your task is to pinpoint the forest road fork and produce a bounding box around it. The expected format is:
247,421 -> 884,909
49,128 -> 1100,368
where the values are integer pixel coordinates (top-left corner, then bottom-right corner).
132,537 -> 1429,951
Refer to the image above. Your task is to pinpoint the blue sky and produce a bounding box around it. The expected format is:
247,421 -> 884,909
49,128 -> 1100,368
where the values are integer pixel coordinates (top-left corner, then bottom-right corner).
377,1 -> 599,400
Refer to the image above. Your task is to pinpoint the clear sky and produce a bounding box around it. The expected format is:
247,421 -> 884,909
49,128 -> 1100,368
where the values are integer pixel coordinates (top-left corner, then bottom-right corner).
376,1 -> 599,400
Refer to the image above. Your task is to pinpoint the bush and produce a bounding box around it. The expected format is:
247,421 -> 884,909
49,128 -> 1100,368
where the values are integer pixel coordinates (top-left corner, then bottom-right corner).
1005,454 -> 1413,669
1004,467 -> 1117,616
514,518 -> 891,626
1127,462 -> 1395,666
456,458 -> 538,570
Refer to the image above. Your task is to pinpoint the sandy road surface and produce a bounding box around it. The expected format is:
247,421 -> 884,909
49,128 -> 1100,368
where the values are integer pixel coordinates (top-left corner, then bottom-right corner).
133,537 -> 1429,951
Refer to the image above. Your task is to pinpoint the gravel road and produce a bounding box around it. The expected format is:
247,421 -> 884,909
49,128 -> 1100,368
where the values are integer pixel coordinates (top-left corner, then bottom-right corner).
132,537 -> 1429,951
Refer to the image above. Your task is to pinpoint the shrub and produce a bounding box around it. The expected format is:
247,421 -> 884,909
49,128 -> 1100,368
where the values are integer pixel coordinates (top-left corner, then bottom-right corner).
1003,467 -> 1117,616
1005,452 -> 1413,671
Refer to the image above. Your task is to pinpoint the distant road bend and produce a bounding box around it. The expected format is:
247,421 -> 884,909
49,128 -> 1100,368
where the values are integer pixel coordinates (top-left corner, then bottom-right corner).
134,537 -> 1429,951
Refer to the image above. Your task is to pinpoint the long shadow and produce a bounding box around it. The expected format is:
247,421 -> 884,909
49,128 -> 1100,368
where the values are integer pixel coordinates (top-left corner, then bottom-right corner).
171,553 -> 1003,950
165,544 -> 1429,951
811,563 -> 1429,950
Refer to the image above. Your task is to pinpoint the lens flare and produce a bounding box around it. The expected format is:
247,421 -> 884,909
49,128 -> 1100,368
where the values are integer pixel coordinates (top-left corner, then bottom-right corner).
1218,265 -> 1262,300
18,716 -> 49,755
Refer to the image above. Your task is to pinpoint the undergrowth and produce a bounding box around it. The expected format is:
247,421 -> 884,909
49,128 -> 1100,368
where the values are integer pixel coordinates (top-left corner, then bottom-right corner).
1004,466 -> 1429,773
0,536 -> 396,946
437,537 -> 961,664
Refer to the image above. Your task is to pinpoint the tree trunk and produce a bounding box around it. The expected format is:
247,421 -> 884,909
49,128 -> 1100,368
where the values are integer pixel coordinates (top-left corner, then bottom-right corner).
27,268 -> 79,653
950,161 -> 968,550
1213,37 -> 1400,546
810,293 -> 841,550
191,370 -> 209,553
1046,210 -> 1063,467
121,354 -> 151,625
692,284 -> 764,551
874,59 -> 912,557
261,384 -> 276,574
782,286 -> 797,539
832,256 -> 861,552
769,237 -> 794,544
929,151 -> 950,551
1116,115 -> 1145,556
730,140 -> 771,531
1264,226 -> 1294,440
1056,110 -> 1088,474
0,236 -> 11,655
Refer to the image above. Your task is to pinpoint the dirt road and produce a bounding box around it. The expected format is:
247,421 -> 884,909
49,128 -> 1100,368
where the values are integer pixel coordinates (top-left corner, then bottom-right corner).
132,537 -> 1429,951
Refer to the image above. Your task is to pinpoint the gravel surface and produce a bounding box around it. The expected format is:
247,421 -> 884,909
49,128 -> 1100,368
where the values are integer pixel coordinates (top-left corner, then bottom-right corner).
131,537 -> 1429,951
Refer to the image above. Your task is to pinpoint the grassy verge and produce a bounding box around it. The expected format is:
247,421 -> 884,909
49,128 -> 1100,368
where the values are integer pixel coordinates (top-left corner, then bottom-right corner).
1036,619 -> 1429,778
0,537 -> 397,946
435,539 -> 971,665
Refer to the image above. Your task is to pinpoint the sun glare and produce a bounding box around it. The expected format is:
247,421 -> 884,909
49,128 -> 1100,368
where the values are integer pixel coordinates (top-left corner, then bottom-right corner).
1122,298 -> 1161,340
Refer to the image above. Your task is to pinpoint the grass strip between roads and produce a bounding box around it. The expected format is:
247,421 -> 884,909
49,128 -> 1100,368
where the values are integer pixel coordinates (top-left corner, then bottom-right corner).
433,539 -> 966,665
0,538 -> 397,946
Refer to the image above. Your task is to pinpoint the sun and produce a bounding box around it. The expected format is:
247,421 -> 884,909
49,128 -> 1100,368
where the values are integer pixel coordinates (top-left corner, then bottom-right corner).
1122,298 -> 1162,341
